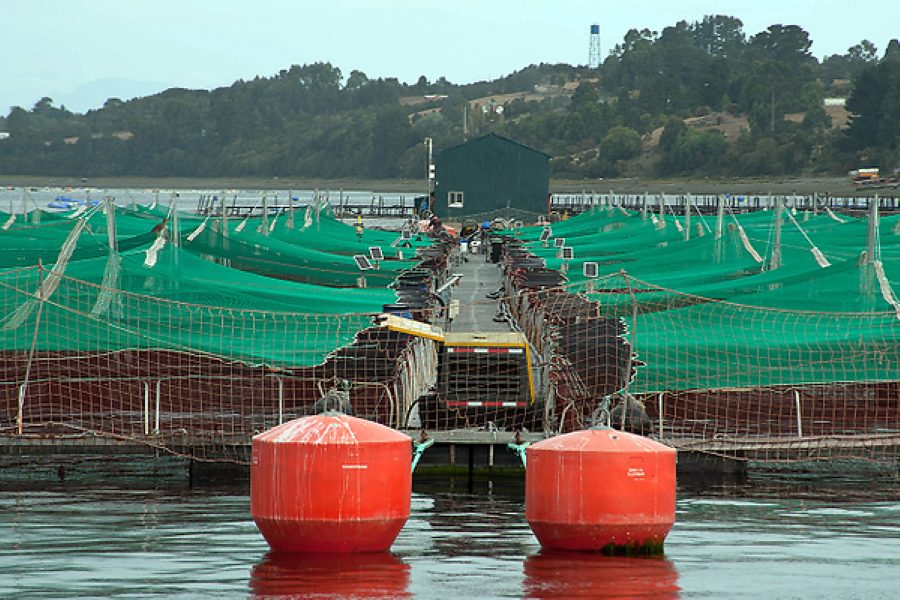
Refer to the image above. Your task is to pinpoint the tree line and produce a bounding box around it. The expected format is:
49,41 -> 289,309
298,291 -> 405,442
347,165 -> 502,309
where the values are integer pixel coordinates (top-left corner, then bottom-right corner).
0,15 -> 897,180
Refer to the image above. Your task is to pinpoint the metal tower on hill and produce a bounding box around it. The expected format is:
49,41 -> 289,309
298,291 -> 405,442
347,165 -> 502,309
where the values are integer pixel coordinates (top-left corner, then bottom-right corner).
588,24 -> 601,68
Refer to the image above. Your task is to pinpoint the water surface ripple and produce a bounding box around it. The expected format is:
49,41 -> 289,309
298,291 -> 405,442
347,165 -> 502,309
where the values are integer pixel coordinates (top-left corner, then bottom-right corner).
2,479 -> 898,598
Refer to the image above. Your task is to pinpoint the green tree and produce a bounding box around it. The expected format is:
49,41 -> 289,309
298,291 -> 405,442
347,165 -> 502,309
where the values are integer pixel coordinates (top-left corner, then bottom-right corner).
741,25 -> 817,133
849,40 -> 879,64
599,126 -> 641,162
370,107 -> 414,177
843,59 -> 900,152
345,69 -> 369,90
885,39 -> 900,62
689,15 -> 745,59
822,40 -> 879,83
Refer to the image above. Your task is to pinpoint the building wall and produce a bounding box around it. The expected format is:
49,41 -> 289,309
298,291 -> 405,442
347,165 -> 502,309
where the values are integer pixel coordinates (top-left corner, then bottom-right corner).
433,134 -> 549,220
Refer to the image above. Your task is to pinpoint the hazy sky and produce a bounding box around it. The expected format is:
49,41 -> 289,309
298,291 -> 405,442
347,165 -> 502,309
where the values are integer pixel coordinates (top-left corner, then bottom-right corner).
3,0 -> 898,114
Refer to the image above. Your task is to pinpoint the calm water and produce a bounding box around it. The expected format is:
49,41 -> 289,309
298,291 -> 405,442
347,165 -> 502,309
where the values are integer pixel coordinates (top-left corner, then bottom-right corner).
0,187 -> 415,214
1,477 -> 898,599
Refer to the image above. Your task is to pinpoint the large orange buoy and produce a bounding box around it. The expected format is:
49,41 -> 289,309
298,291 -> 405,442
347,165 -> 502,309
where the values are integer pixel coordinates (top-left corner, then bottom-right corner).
525,428 -> 676,553
251,414 -> 412,553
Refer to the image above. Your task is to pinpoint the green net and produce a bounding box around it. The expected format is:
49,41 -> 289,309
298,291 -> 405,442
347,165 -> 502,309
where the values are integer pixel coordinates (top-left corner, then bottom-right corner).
118,204 -> 429,287
502,207 -> 900,392
0,204 -> 435,368
0,247 -> 395,368
0,199 -> 896,468
0,202 -> 447,458
0,206 -> 159,268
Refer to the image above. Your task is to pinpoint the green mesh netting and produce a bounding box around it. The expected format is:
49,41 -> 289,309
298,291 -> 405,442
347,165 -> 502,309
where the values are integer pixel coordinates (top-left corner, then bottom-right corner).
120,204 -> 430,287
0,244 -> 397,367
0,204 -> 434,368
505,208 -> 900,392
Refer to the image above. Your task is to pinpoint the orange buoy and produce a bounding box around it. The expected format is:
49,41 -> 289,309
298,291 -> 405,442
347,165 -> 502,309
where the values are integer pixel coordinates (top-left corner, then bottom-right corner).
251,414 -> 412,553
525,428 -> 676,553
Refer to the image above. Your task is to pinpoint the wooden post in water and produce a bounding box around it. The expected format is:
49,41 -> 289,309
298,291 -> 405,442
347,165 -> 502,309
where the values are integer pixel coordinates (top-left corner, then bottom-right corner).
171,205 -> 179,247
221,191 -> 229,239
18,262 -> 47,434
105,196 -> 117,252
684,194 -> 691,241
287,190 -> 294,229
867,195 -> 878,264
642,193 -> 648,220
769,196 -> 783,270
715,195 -> 724,240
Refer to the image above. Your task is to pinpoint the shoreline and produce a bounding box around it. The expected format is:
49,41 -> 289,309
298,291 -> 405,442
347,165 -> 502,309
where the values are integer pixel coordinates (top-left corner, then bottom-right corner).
0,174 -> 893,197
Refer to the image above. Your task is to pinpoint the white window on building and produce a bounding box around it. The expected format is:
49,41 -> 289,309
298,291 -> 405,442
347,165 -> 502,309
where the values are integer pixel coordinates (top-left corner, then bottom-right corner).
448,191 -> 464,208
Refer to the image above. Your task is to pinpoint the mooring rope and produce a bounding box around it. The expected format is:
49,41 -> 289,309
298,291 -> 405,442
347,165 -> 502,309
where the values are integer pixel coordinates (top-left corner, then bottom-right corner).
67,205 -> 88,219
236,195 -> 265,233
143,234 -> 167,267
690,201 -> 713,234
824,206 -> 847,223
874,260 -> 900,319
725,206 -> 764,263
186,216 -> 210,242
785,210 -> 831,268
1,217 -> 88,330
90,198 -> 123,318
665,204 -> 683,232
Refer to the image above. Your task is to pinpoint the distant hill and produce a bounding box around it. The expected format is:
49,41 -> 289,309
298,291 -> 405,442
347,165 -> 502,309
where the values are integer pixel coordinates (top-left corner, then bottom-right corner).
0,18 -> 897,180
54,78 -> 174,114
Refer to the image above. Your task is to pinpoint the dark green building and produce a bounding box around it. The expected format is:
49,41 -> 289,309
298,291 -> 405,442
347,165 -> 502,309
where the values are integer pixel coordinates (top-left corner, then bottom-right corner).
433,133 -> 549,220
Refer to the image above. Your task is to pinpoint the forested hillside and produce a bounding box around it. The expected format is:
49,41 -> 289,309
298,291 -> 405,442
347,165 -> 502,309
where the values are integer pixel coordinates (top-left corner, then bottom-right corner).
1,15 -> 897,180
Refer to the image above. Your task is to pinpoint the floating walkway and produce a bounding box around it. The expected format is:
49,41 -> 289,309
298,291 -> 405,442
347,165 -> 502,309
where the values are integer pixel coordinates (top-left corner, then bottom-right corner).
447,252 -> 511,333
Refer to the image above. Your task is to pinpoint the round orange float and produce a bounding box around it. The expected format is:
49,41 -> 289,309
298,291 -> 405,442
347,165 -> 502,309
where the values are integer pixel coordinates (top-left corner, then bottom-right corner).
525,428 -> 676,553
251,414 -> 412,553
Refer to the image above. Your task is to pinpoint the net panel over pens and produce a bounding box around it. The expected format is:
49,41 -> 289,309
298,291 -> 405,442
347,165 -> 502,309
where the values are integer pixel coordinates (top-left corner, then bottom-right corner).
492,207 -> 900,468
1,201 -> 898,470
0,204 -> 445,463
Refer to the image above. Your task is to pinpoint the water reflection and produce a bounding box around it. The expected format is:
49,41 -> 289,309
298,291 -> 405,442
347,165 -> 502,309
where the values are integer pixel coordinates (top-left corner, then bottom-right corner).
1,477 -> 896,598
523,551 -> 680,599
249,551 -> 411,599
422,490 -> 534,559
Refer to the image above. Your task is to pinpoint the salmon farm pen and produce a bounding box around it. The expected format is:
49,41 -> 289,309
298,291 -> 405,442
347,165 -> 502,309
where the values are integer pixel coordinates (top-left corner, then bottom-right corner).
0,194 -> 898,484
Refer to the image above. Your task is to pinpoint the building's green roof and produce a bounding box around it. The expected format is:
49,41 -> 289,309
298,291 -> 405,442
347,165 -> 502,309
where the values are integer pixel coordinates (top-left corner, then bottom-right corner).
437,132 -> 551,159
